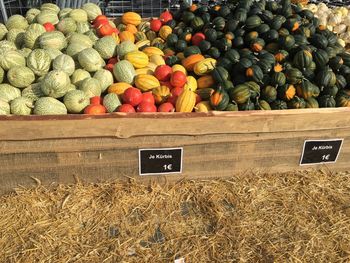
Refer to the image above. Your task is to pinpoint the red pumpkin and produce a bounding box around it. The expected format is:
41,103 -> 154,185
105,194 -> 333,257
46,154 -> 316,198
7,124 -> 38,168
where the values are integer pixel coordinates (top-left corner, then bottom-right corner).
117,104 -> 136,113
167,87 -> 184,105
158,102 -> 175,112
90,96 -> 103,105
154,65 -> 173,81
105,64 -> 114,72
122,87 -> 143,106
84,104 -> 106,115
170,71 -> 187,88
160,10 -> 173,24
43,22 -> 55,32
136,102 -> 157,112
142,92 -> 155,104
97,23 -> 114,37
192,32 -> 205,46
93,15 -> 108,27
150,19 -> 162,32
107,57 -> 119,65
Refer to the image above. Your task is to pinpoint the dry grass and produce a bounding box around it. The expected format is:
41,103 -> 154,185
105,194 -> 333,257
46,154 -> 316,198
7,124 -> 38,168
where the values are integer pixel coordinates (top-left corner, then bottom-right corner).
0,170 -> 350,263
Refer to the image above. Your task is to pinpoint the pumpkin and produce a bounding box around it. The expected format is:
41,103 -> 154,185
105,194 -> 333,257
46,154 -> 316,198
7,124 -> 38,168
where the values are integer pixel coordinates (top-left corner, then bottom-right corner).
125,51 -> 149,69
79,78 -> 101,98
305,97 -> 319,108
7,67 -> 35,88
119,30 -> 135,43
135,74 -> 160,92
176,89 -> 196,112
287,96 -> 306,109
41,70 -> 71,98
210,87 -> 230,110
142,46 -> 164,57
184,76 -> 197,92
78,48 -> 106,72
296,80 -> 320,99
170,71 -> 187,88
122,12 -> 142,26
229,84 -> 251,104
108,82 -> 132,95
194,58 -> 217,76
197,75 -> 215,89
125,24 -> 138,34
34,97 -> 67,115
153,85 -> 171,104
93,69 -> 114,93
182,54 -> 205,71
53,54 -> 75,76
195,101 -> 212,112
63,90 -> 90,113
103,93 -> 121,113
113,60 -> 136,84
318,95 -> 336,108
172,64 -> 187,75
159,25 -> 173,40
278,84 -> 296,100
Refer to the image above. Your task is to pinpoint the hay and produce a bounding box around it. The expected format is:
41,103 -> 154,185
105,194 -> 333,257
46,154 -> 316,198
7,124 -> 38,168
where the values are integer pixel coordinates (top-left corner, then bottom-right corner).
0,170 -> 350,262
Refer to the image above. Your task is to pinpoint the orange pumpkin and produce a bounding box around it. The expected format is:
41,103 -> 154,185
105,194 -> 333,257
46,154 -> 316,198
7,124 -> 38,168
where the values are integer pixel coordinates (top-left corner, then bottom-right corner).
119,30 -> 135,42
182,54 -> 205,71
125,24 -> 138,34
197,75 -> 214,89
274,63 -> 283,73
122,12 -> 142,26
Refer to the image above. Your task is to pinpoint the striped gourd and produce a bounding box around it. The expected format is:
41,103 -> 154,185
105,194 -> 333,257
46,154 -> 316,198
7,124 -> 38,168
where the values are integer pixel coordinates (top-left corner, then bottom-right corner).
142,47 -> 164,57
122,12 -> 142,26
176,89 -> 196,112
149,54 -> 165,66
39,31 -> 67,50
125,51 -> 149,69
135,74 -> 160,92
0,50 -> 26,71
184,76 -> 197,92
194,58 -> 217,76
34,97 -> 67,115
113,60 -> 136,84
27,49 -> 52,76
108,82 -> 132,95
135,32 -> 148,42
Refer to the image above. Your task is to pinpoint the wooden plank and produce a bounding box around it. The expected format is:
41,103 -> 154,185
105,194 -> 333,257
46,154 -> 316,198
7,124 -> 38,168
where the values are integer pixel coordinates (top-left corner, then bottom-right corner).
0,126 -> 349,195
0,108 -> 350,140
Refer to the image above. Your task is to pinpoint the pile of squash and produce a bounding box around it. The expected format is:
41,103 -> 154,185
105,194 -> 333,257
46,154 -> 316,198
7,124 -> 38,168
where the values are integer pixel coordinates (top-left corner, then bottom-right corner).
1,0 -> 350,115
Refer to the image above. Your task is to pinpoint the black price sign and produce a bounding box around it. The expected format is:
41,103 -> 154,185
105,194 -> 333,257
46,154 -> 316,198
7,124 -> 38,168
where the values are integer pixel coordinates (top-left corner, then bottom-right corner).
300,139 -> 343,166
139,148 -> 183,175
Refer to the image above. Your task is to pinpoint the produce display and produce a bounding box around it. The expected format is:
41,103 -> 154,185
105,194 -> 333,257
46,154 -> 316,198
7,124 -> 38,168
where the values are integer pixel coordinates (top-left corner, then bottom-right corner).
0,0 -> 350,115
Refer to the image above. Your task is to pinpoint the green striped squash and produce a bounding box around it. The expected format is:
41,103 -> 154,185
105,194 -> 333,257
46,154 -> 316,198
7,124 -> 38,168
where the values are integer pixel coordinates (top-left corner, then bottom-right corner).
24,23 -> 46,49
93,69 -> 114,93
113,60 -> 136,84
78,48 -> 106,72
0,100 -> 10,115
27,49 -> 52,76
5,15 -> 28,30
0,50 -> 26,71
36,10 -> 59,25
22,83 -> 45,102
78,77 -> 101,98
69,9 -> 88,23
94,36 -> 118,59
82,3 -> 102,21
41,70 -> 71,98
71,69 -> 91,87
10,97 -> 33,115
0,84 -> 21,103
53,54 -> 75,76
63,90 -> 90,113
34,97 -> 68,115
7,66 -> 35,88
39,31 -> 67,50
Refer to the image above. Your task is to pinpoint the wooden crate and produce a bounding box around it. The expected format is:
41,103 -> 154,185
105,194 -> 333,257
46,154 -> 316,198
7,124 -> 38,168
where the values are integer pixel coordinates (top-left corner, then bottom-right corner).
0,108 -> 349,195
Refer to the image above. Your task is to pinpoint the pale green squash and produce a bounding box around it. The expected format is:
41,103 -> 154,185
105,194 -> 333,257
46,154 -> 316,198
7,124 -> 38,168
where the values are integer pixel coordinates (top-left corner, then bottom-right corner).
71,69 -> 91,86
25,8 -> 41,24
0,84 -> 21,103
53,54 -> 75,76
46,48 -> 63,60
40,3 -> 60,14
113,60 -> 136,84
79,77 -> 101,98
6,28 -> 25,48
103,93 -> 121,113
34,97 -> 67,115
93,69 -> 114,93
0,67 -> 4,83
7,67 -> 35,88
22,83 -> 45,102
70,9 -> 88,23
5,15 -> 29,31
0,99 -> 10,115
68,33 -> 93,47
36,10 -> 59,25
24,23 -> 46,49
10,97 -> 33,115
94,36 -> 118,59
82,3 -> 102,21
76,22 -> 90,34
63,89 -> 89,113
27,49 -> 52,76
116,40 -> 137,58
59,8 -> 72,19
0,40 -> 16,52
39,31 -> 67,50
0,23 -> 8,41
57,18 -> 77,35
41,70 -> 71,98
78,48 -> 105,72
0,50 -> 26,71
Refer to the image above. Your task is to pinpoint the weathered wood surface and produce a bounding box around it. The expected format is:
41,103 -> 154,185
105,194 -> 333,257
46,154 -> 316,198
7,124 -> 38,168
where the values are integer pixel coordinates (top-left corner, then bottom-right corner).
0,109 -> 349,195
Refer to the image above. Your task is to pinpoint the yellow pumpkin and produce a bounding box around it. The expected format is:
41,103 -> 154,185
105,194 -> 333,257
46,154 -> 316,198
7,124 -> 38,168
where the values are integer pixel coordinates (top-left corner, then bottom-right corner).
121,12 -> 142,26
135,74 -> 160,92
194,101 -> 212,112
172,64 -> 187,75
149,54 -> 165,66
184,76 -> 197,92
136,67 -> 154,75
152,85 -> 171,104
125,24 -> 138,34
176,89 -> 196,112
142,46 -> 164,57
108,82 -> 132,95
159,25 -> 172,40
194,58 -> 217,76
119,30 -> 135,43
125,51 -> 149,69
147,62 -> 158,71
197,75 -> 214,89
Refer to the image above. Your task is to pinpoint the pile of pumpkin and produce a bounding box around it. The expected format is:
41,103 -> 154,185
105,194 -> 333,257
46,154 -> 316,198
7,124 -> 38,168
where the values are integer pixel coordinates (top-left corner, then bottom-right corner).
1,0 -> 350,115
